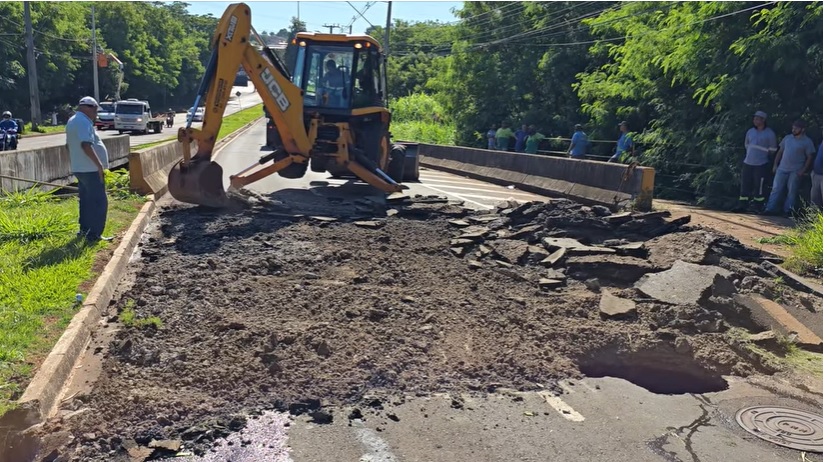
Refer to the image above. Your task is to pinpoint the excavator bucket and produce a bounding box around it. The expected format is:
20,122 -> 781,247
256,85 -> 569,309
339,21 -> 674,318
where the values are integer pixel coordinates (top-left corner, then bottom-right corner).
167,159 -> 228,208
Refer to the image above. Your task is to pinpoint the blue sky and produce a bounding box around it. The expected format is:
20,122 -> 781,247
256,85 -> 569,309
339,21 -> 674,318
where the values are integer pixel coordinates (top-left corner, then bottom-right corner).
184,1 -> 463,34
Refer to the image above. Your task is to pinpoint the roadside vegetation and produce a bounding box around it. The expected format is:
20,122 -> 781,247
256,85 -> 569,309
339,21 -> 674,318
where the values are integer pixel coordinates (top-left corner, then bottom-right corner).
729,327 -> 822,379
390,93 -> 455,145
23,123 -> 65,135
119,299 -> 163,329
758,207 -> 823,276
0,186 -> 144,416
133,103 -> 264,151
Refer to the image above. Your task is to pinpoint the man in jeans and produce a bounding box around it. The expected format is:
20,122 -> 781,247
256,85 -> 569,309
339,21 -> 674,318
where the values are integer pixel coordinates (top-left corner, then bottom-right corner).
812,142 -> 823,210
736,110 -> 777,213
764,119 -> 816,216
66,96 -> 111,242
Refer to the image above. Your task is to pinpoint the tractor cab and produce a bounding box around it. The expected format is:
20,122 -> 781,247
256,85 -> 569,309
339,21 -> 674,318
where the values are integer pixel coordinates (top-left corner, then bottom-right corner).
290,33 -> 387,113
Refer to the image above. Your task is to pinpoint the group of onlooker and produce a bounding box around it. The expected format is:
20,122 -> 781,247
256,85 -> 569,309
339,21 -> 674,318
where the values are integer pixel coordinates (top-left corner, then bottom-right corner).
737,110 -> 822,215
485,120 -> 634,162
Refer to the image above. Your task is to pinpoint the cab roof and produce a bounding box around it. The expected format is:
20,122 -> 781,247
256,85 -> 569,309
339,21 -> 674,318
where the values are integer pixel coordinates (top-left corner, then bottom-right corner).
294,32 -> 382,51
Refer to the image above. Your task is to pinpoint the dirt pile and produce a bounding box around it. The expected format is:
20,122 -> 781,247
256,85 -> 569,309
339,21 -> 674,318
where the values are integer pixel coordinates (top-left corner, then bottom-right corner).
50,196 -> 792,460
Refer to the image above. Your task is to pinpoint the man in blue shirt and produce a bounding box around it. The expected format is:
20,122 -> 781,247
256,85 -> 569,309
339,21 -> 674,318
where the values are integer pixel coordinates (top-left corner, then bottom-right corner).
811,142 -> 823,210
66,96 -> 111,242
609,121 -> 633,163
567,124 -> 588,159
0,111 -> 19,149
764,119 -> 816,216
514,124 -> 528,153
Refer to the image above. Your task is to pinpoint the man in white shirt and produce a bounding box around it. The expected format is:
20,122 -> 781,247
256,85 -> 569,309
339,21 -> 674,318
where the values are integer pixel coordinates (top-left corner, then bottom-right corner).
66,96 -> 111,242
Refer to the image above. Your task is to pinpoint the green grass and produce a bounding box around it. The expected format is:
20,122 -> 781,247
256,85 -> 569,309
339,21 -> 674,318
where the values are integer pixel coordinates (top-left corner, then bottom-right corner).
132,103 -> 264,151
758,207 -> 823,276
391,120 -> 455,145
217,103 -> 263,141
0,192 -> 144,416
729,327 -> 823,379
119,299 -> 163,329
24,123 -> 65,135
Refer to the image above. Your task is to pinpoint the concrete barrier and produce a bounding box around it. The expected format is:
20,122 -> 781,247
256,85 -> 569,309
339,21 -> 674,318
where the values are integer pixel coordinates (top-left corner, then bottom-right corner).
129,140 -> 196,199
0,136 -> 130,192
417,144 -> 655,210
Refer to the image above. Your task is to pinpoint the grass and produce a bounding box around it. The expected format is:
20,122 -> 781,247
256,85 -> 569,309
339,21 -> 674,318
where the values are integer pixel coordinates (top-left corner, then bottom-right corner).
132,103 -> 264,151
391,120 -> 455,145
119,299 -> 162,329
757,207 -> 823,276
728,327 -> 823,379
23,123 -> 65,135
0,189 -> 144,416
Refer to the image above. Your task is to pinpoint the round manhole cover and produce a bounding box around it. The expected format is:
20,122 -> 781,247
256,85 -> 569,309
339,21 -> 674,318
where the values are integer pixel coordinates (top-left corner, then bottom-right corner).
736,405 -> 823,453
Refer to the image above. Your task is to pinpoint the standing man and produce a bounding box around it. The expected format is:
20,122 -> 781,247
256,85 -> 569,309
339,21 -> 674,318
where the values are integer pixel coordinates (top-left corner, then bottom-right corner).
66,96 -> 111,242
568,124 -> 589,159
609,121 -> 634,163
811,142 -> 823,210
764,119 -> 816,216
524,126 -> 546,154
486,124 -> 497,150
736,110 -> 777,212
514,124 -> 528,153
495,121 -> 514,151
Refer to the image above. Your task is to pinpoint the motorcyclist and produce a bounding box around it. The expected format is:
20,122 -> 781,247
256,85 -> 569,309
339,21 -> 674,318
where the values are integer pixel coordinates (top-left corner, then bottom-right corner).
0,111 -> 19,149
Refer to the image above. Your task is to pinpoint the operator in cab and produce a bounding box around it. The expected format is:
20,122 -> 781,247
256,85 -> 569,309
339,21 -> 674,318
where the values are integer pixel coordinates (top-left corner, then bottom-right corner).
322,59 -> 347,89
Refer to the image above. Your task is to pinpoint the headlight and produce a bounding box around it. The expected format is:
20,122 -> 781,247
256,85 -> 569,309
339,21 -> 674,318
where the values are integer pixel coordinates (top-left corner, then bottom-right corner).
136,118 -> 142,122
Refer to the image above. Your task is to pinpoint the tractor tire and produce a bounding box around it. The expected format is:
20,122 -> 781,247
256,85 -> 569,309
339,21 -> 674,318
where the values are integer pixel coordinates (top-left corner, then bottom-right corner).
387,147 -> 406,184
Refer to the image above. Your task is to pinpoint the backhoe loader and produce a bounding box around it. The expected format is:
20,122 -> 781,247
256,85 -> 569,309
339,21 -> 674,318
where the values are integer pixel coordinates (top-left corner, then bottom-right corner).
169,3 -> 409,207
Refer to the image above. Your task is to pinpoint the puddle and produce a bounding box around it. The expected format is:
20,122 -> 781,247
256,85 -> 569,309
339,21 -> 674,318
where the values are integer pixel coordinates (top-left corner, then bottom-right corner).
578,347 -> 729,395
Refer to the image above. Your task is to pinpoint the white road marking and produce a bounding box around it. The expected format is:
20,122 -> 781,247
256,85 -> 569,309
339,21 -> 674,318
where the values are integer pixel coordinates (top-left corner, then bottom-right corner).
352,419 -> 399,462
538,390 -> 585,422
417,182 -> 489,208
415,181 -> 540,198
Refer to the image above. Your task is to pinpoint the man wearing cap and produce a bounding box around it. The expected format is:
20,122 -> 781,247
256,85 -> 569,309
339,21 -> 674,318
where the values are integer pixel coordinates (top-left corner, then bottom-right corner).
567,124 -> 589,159
764,119 -> 816,216
66,96 -> 111,242
737,110 -> 778,212
609,121 -> 633,163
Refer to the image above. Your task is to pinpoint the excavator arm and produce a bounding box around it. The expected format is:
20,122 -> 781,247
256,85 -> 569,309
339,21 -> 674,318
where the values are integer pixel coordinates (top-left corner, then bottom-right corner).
168,3 -> 402,207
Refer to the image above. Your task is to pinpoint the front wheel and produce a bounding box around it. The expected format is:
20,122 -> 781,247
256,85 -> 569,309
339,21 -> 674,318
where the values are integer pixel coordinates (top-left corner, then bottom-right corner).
387,147 -> 405,184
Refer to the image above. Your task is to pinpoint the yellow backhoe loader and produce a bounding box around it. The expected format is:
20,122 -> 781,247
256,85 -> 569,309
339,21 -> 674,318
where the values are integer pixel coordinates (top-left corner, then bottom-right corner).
169,3 -> 410,207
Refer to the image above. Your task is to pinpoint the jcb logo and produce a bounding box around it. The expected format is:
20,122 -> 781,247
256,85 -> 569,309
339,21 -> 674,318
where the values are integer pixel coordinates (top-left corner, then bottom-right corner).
260,68 -> 290,113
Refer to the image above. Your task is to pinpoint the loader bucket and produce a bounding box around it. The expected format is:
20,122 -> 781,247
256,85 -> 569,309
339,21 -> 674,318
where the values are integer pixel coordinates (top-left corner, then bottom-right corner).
167,159 -> 228,208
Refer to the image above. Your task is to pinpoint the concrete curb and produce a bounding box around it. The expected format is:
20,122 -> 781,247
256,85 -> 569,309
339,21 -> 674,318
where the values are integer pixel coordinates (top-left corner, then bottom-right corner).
10,199 -> 157,427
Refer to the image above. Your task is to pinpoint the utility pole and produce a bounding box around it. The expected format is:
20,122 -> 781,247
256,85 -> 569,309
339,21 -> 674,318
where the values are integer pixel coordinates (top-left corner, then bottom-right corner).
91,4 -> 99,101
23,2 -> 41,129
384,1 -> 392,55
322,23 -> 340,34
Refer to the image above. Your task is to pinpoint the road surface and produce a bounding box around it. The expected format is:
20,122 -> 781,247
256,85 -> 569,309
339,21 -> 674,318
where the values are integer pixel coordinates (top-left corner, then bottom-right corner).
193,120 -> 823,462
18,82 -> 262,151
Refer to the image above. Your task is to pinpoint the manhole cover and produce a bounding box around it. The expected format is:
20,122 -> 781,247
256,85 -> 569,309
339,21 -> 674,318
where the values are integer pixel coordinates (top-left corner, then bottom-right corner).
736,405 -> 823,453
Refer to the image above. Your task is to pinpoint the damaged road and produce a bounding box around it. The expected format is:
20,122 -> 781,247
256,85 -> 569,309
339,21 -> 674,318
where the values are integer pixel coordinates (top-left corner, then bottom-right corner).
17,185 -> 821,462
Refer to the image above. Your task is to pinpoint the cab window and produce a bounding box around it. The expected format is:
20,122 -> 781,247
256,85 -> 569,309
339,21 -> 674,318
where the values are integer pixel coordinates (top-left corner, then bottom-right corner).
353,49 -> 382,108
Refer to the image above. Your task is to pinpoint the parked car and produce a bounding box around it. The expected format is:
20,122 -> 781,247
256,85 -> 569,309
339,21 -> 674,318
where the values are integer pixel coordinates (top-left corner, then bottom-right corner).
187,107 -> 205,122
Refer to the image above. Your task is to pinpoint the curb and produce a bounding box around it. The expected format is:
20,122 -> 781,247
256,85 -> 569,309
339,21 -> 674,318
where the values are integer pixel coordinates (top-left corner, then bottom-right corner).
10,199 -> 157,428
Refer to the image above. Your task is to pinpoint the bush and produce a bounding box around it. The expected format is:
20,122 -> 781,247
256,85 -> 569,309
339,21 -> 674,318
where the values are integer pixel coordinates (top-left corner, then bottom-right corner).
389,93 -> 454,145
783,207 -> 823,276
390,93 -> 447,123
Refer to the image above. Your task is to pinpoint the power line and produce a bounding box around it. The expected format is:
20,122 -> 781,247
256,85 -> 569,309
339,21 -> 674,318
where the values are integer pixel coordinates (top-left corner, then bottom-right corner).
0,15 -> 90,44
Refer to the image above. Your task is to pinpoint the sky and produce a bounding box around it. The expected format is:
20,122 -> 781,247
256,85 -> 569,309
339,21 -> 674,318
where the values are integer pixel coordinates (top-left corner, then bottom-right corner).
183,1 -> 463,34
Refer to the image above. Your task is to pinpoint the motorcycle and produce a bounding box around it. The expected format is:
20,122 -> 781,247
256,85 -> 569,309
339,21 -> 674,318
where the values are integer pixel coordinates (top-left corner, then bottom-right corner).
166,114 -> 174,128
0,129 -> 18,151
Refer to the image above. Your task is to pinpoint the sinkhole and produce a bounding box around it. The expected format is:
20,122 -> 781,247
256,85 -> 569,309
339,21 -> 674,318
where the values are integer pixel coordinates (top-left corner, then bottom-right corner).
578,347 -> 729,395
